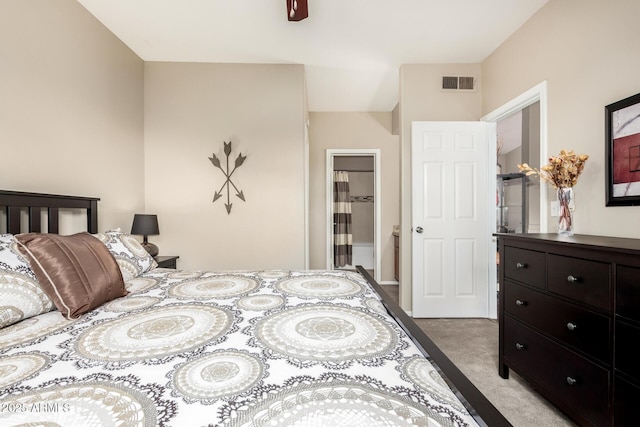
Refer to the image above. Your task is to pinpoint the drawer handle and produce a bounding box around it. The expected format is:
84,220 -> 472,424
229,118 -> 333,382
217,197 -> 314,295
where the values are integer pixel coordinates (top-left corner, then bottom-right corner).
567,275 -> 581,283
516,262 -> 527,269
566,376 -> 578,386
515,299 -> 527,306
515,343 -> 527,350
566,322 -> 578,331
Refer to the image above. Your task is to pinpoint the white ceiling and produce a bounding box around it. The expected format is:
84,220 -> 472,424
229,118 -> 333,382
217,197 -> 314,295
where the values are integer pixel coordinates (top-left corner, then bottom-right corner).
76,0 -> 549,112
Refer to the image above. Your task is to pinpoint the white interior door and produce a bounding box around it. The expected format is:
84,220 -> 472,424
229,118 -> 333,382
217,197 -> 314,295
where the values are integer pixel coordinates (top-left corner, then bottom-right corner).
411,121 -> 495,318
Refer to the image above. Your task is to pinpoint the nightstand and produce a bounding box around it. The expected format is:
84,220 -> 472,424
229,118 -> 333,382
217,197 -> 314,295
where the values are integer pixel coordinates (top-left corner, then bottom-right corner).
154,255 -> 179,269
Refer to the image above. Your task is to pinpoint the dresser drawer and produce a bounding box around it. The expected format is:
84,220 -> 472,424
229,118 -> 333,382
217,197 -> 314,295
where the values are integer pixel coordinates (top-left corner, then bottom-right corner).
504,246 -> 546,289
616,265 -> 640,323
505,281 -> 610,363
614,375 -> 640,427
615,319 -> 640,383
547,254 -> 611,311
504,317 -> 610,427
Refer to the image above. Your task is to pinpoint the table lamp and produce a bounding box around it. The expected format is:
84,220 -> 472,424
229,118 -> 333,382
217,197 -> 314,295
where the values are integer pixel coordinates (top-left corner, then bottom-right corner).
131,214 -> 159,257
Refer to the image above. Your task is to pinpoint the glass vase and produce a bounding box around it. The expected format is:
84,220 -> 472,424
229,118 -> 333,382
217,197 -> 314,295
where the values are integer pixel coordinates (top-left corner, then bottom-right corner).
557,187 -> 573,236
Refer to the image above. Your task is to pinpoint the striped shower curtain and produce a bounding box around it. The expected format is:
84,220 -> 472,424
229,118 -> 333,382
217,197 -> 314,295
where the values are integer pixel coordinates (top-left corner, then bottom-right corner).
333,171 -> 352,267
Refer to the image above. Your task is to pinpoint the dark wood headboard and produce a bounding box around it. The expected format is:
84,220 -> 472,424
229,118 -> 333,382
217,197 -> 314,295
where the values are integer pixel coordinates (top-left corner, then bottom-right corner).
0,190 -> 100,234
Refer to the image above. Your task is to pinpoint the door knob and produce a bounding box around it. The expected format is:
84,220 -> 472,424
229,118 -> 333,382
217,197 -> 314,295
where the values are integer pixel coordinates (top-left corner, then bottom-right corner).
416,226 -> 423,233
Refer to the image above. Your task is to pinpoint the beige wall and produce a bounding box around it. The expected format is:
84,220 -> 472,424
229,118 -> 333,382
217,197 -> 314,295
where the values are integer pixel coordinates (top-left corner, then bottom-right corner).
308,112 -> 400,282
8,0 -> 639,309
483,0 -> 640,238
398,0 -> 640,312
144,62 -> 307,271
0,0 -> 145,232
398,63 -> 483,309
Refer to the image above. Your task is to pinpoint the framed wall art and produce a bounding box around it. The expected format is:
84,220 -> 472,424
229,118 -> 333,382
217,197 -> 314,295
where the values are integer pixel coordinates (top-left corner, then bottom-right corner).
605,91 -> 640,206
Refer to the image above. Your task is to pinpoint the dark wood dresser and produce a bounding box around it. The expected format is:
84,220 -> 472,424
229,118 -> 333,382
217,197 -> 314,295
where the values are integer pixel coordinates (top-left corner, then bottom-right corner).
497,233 -> 640,427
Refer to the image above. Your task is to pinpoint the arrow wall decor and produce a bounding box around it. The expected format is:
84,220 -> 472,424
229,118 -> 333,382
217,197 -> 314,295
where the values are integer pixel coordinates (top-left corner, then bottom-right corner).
209,141 -> 247,214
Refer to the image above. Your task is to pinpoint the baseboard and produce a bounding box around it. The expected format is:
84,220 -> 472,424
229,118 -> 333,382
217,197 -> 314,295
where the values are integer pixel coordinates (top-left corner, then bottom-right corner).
379,281 -> 399,285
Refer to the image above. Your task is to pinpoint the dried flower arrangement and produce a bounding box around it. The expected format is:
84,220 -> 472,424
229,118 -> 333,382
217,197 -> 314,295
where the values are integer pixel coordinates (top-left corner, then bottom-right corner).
518,149 -> 589,235
518,149 -> 589,189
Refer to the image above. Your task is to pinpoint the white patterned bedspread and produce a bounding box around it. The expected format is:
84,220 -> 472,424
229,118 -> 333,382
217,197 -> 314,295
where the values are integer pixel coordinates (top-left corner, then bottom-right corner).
0,268 -> 480,427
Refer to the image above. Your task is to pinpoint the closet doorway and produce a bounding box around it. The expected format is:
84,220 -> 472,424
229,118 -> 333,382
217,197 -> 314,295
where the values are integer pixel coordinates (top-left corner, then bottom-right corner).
326,149 -> 381,283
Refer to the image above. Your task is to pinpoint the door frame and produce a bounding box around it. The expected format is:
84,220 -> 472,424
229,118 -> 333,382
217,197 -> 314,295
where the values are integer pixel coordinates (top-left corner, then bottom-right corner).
482,80 -> 549,232
326,149 -> 381,283
482,81 -> 548,319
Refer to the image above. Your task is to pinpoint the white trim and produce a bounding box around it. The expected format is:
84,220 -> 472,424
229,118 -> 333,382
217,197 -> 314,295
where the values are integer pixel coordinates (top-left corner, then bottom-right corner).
326,150 -> 333,272
303,119 -> 310,269
481,81 -> 549,320
326,149 -> 382,283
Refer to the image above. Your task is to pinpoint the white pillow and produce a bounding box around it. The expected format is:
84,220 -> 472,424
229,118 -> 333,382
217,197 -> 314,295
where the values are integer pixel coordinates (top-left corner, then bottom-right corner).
93,230 -> 158,281
0,234 -> 55,328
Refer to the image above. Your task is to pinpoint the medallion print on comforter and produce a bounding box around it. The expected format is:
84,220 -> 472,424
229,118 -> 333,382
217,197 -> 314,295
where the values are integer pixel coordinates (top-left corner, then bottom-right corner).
0,269 -> 480,426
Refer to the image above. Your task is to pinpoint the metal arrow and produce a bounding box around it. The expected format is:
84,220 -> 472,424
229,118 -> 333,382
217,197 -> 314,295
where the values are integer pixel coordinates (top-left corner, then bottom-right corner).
209,141 -> 247,214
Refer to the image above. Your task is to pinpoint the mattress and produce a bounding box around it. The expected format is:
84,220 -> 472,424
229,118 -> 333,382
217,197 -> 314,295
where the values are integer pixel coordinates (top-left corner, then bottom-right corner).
0,267 -> 481,427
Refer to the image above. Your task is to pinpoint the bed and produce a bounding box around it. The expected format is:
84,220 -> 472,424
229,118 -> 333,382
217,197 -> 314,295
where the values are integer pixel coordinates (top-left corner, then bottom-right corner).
0,190 -> 510,427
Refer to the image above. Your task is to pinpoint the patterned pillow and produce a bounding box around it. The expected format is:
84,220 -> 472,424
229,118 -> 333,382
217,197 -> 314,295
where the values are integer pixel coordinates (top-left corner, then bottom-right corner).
93,230 -> 157,281
0,234 -> 55,329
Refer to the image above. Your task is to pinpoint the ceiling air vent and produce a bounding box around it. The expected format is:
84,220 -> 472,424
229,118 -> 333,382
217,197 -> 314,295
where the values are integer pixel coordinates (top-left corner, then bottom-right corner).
441,76 -> 477,92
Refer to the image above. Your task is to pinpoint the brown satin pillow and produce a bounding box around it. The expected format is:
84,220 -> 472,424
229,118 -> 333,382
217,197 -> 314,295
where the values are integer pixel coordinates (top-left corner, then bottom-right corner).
15,232 -> 128,319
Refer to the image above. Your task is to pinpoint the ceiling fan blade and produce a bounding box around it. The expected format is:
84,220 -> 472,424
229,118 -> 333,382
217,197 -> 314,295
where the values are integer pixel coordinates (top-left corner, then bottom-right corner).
287,0 -> 308,21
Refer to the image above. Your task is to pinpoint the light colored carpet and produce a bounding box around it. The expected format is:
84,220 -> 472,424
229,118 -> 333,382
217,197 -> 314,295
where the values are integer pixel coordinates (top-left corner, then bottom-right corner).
380,285 -> 578,427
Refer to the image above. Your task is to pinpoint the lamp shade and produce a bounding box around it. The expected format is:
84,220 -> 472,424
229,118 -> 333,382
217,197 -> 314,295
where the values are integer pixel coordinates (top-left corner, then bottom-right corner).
131,214 -> 159,236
